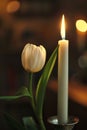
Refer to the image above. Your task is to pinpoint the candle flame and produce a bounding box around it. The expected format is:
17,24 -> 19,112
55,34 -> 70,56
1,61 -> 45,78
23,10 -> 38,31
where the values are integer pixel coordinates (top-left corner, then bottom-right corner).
61,14 -> 65,39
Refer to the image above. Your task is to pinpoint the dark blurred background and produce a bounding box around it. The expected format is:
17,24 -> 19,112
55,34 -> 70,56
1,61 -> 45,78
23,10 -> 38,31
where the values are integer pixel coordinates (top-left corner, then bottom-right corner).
0,0 -> 87,130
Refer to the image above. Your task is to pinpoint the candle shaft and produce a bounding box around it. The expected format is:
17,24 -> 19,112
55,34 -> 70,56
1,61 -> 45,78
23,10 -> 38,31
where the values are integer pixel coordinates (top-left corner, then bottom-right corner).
58,40 -> 69,124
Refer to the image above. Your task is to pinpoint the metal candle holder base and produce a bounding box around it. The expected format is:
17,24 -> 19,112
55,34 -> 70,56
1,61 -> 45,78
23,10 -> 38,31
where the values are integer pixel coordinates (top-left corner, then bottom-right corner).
47,116 -> 79,130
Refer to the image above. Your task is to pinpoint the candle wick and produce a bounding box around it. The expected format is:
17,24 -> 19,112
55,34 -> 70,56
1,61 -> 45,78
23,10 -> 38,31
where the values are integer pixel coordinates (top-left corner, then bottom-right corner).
62,37 -> 65,40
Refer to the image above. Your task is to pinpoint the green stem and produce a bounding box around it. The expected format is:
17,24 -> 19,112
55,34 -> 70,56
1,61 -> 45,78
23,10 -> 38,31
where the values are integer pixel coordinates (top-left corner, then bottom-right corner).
28,72 -> 35,110
38,118 -> 46,130
28,72 -> 46,130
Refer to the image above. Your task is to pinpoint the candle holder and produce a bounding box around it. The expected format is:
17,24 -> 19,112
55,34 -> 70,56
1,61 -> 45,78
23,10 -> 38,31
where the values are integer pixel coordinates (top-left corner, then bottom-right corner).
47,116 -> 79,130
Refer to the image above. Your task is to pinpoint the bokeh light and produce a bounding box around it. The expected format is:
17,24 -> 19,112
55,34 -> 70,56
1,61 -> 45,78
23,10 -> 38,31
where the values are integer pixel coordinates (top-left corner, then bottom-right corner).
76,19 -> 87,32
6,1 -> 20,13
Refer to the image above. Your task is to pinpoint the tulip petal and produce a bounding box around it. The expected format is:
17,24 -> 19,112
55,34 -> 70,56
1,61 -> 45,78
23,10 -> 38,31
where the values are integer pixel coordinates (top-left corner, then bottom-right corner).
21,43 -> 46,73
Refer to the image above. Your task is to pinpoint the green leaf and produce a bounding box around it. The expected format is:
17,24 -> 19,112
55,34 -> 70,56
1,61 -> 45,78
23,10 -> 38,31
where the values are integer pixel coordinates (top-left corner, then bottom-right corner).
0,87 -> 31,101
0,95 -> 24,100
4,113 -> 25,130
23,117 -> 38,130
16,86 -> 31,97
35,47 -> 58,119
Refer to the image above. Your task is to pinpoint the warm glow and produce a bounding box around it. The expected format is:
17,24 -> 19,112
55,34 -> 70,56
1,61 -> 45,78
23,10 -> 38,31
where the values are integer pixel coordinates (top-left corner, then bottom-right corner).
76,20 -> 87,32
6,1 -> 20,13
61,14 -> 66,39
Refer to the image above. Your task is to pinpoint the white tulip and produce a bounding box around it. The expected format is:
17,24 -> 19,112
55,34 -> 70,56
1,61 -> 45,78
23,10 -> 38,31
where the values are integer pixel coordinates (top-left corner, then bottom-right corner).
21,43 -> 46,72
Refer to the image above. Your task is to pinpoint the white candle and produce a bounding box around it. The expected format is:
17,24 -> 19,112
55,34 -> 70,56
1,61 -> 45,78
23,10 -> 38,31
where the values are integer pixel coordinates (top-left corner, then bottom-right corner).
58,15 -> 69,124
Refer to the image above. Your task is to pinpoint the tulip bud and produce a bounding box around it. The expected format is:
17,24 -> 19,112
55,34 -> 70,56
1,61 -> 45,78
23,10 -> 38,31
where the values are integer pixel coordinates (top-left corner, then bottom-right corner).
21,43 -> 46,72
